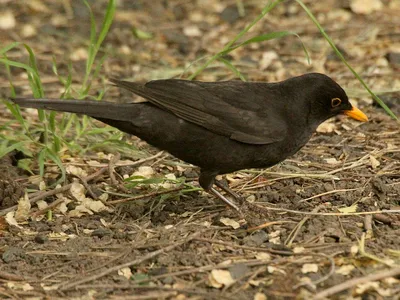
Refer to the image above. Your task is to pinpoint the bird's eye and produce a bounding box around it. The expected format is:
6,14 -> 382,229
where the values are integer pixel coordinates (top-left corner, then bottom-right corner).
331,98 -> 342,107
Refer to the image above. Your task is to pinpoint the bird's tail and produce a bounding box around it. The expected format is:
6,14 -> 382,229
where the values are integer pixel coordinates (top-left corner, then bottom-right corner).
10,98 -> 136,121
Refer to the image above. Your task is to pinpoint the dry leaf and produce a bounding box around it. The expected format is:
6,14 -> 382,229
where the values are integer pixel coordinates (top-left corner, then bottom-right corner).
51,15 -> 68,26
56,198 -> 69,214
293,247 -> 306,253
202,221 -> 211,227
317,122 -> 336,133
41,283 -> 58,291
84,199 -> 107,213
39,181 -> 46,191
28,175 -> 42,185
15,193 -> 31,222
355,281 -> 387,295
100,218 -> 109,227
21,24 -> 37,38
70,47 -> 88,61
87,160 -> 103,167
48,232 -> 72,241
268,230 -> 281,244
156,173 -> 177,189
254,292 -> 267,300
350,0 -> 383,15
132,166 -> 154,178
66,165 -> 88,177
267,266 -> 286,275
0,10 -> 16,29
99,193 -> 109,202
6,282 -> 34,291
220,217 -> 240,229
118,267 -> 132,279
5,212 -> 23,229
70,182 -> 86,201
325,157 -> 339,165
255,252 -> 271,261
336,265 -> 355,275
26,0 -> 50,13
338,204 -> 358,214
260,51 -> 278,70
36,200 -> 48,210
350,245 -> 359,255
301,263 -> 318,274
208,269 -> 235,288
246,195 -> 256,203
369,155 -> 380,169
183,25 -> 202,37
69,205 -> 93,217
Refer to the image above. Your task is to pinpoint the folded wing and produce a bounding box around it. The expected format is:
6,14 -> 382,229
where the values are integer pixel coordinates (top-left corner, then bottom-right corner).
110,79 -> 287,145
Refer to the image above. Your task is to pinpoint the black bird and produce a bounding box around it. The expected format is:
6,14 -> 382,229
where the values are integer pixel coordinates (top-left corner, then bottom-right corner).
11,73 -> 368,210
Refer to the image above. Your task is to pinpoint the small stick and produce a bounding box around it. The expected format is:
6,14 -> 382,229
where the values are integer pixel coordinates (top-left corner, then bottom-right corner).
0,270 -> 27,281
107,187 -> 183,205
77,175 -> 98,199
298,188 -> 361,203
194,237 -> 293,256
56,231 -> 201,291
0,184 -> 72,216
285,205 -> 323,247
314,267 -> 400,299
0,151 -> 164,216
253,205 -> 400,216
30,198 -> 66,217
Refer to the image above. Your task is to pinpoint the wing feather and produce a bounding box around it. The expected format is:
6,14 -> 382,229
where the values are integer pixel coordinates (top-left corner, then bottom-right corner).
110,79 -> 287,144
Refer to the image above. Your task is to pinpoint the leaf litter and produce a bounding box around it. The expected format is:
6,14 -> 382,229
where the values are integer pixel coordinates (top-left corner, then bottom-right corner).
0,0 -> 399,299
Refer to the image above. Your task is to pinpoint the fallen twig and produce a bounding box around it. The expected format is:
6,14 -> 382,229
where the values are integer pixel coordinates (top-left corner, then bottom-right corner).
0,152 -> 165,216
56,231 -> 201,291
314,267 -> 400,299
107,186 -> 184,205
253,205 -> 400,216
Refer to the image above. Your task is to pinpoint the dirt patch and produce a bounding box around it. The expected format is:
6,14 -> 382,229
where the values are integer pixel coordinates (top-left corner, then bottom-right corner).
0,1 -> 399,299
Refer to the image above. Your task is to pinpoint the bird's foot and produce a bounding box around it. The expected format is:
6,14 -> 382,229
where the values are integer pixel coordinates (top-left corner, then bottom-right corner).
209,187 -> 241,211
214,180 -> 243,202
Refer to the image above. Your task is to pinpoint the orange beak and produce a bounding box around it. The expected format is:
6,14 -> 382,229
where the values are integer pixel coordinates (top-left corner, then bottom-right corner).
343,106 -> 368,122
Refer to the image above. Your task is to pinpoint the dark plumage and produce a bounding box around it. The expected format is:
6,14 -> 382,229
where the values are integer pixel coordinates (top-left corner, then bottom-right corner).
11,73 -> 368,210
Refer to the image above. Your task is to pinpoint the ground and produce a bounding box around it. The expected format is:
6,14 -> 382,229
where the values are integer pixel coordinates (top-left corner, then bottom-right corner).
0,1 -> 399,299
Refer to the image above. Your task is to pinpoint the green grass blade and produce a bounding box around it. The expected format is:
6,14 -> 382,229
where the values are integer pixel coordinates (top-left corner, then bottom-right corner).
218,57 -> 247,81
81,0 -> 115,92
221,31 -> 310,64
189,0 -> 285,79
0,141 -> 28,158
82,0 -> 97,89
0,42 -> 20,55
95,0 -> 116,50
38,148 -> 47,178
4,54 -> 16,97
45,148 -> 66,184
295,0 -> 397,120
4,101 -> 30,134
0,58 -> 36,74
23,44 -> 44,98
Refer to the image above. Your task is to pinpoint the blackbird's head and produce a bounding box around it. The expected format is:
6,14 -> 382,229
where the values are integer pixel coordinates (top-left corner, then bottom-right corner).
300,73 -> 368,125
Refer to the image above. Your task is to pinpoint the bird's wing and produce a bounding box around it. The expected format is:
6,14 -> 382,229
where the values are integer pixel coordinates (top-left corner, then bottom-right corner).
110,79 -> 288,145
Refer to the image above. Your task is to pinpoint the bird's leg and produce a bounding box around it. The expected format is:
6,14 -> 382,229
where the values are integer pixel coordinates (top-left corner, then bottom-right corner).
214,180 -> 241,202
209,187 -> 240,211
199,170 -> 241,211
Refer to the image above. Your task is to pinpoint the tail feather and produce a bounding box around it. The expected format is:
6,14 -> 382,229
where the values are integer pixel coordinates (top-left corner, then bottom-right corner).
109,78 -> 154,101
10,98 -> 136,121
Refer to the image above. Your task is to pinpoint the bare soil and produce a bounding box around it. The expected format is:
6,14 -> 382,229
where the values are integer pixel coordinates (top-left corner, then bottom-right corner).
0,1 -> 399,299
